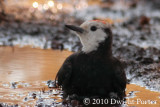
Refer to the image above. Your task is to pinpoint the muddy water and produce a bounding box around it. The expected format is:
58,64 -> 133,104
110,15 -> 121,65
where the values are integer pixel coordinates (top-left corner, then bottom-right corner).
0,47 -> 159,106
0,46 -> 72,82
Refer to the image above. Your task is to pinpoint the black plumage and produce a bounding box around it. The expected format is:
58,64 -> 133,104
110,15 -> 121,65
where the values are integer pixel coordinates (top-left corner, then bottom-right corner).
55,22 -> 126,106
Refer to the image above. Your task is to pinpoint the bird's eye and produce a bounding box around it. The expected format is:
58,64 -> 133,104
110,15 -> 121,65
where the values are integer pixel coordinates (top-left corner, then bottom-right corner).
90,26 -> 97,31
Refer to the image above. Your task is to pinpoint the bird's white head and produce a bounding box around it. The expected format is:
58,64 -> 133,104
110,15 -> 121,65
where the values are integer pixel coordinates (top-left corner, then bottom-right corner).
65,20 -> 112,53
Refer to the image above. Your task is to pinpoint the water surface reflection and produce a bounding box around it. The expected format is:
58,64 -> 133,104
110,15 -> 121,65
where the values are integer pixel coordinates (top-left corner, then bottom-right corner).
0,46 -> 159,106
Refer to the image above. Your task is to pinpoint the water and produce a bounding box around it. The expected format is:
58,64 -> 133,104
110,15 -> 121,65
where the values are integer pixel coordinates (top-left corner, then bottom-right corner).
0,46 -> 72,82
0,46 -> 159,106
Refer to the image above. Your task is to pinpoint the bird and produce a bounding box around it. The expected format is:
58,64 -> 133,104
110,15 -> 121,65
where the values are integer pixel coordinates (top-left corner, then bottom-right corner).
55,20 -> 127,107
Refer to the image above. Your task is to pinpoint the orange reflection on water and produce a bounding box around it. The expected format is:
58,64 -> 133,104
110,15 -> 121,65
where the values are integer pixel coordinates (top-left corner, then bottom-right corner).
0,46 -> 159,107
0,46 -> 72,82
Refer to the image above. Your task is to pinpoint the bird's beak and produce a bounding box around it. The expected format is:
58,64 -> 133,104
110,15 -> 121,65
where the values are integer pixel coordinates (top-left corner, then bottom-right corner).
65,25 -> 84,33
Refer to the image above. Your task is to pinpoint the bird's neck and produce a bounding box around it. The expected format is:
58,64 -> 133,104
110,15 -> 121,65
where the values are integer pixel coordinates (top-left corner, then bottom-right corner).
84,38 -> 113,59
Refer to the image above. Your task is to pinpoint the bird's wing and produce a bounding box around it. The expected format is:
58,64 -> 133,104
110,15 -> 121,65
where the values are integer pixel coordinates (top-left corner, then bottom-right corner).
55,56 -> 72,88
112,59 -> 127,99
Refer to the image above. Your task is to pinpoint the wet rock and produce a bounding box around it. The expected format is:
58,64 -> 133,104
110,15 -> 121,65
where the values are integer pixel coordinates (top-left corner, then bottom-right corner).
10,82 -> 17,89
51,40 -> 64,51
141,57 -> 154,64
24,97 -> 28,102
14,104 -> 18,107
32,93 -> 37,99
140,16 -> 150,26
47,80 -> 56,88
127,91 -> 138,98
126,63 -> 160,91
